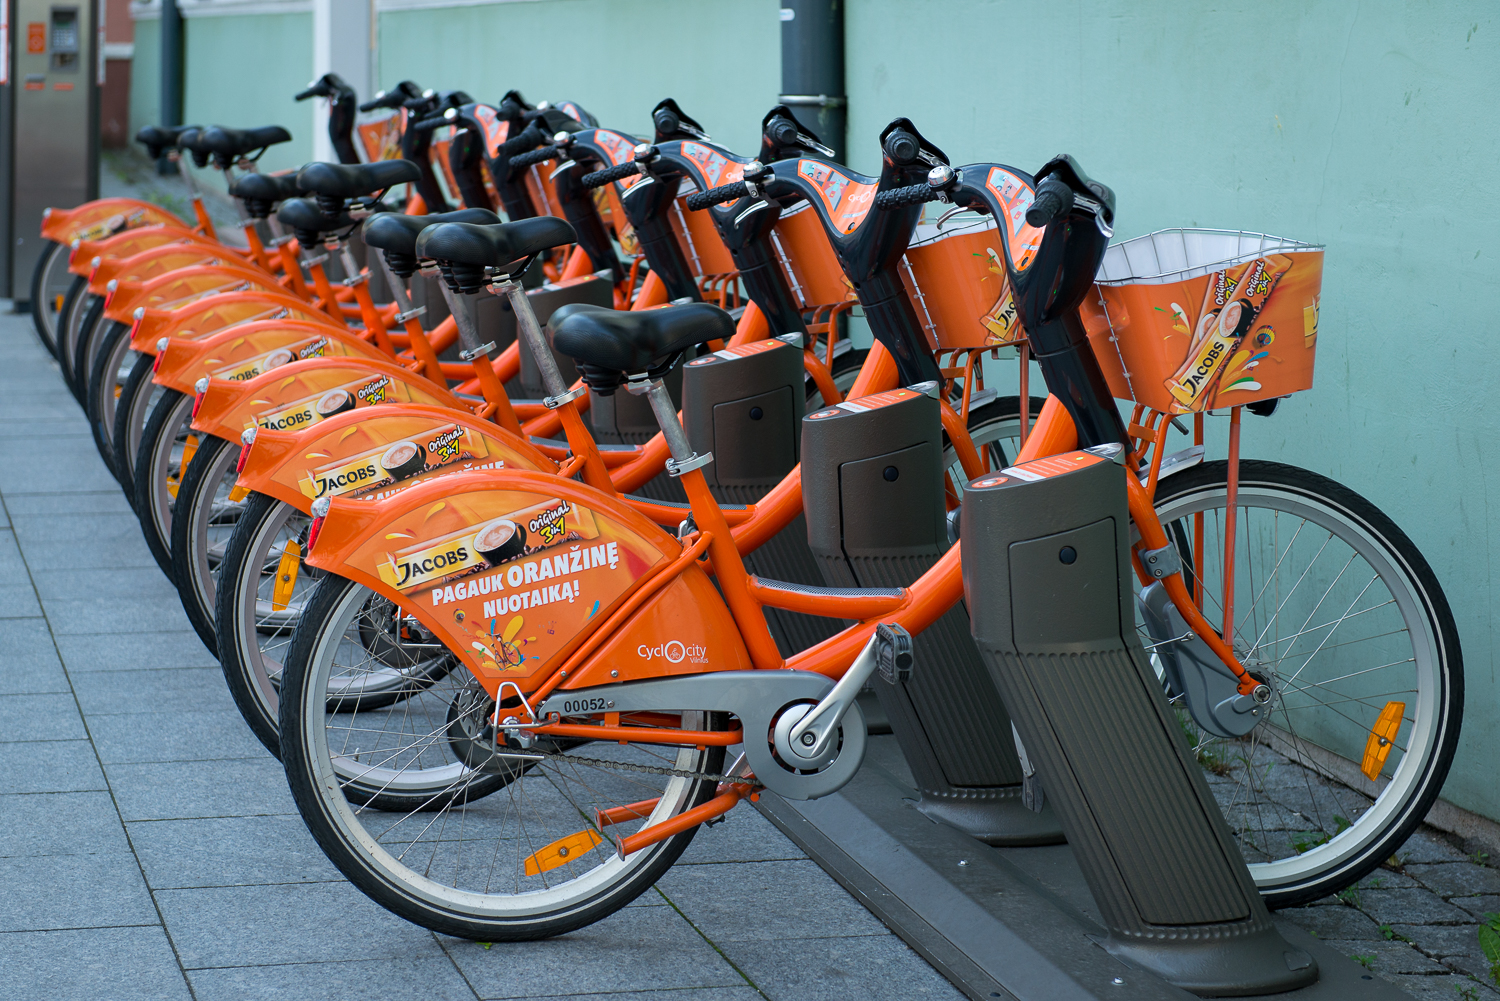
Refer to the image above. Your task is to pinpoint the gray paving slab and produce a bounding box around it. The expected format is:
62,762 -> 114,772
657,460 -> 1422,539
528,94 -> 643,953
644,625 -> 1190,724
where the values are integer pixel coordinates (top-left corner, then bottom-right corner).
71,666 -> 237,715
0,852 -> 158,931
10,512 -> 161,570
1380,973 -> 1500,999
0,925 -> 194,1001
522,993 -> 763,1001
1279,902 -> 1387,940
444,903 -> 749,999
656,858 -> 889,942
129,814 -> 342,889
4,489 -> 132,515
0,692 -> 87,742
1325,938 -> 1450,974
187,955 -> 480,1001
0,617 -> 70,694
42,594 -> 198,635
156,880 -> 450,969
724,932 -> 967,1001
0,528 -> 31,577
0,790 -> 130,857
0,739 -> 107,793
1359,888 -> 1480,927
1406,863 -> 1500,898
0,436 -> 121,493
88,708 -> 267,763
0,582 -> 43,617
31,566 -> 180,601
105,756 -> 294,821
678,799 -> 809,865
57,628 -> 219,671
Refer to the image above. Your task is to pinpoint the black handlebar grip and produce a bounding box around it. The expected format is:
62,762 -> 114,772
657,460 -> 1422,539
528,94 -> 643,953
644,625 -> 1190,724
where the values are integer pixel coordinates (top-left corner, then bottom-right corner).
580,162 -> 641,190
1025,180 -> 1075,228
294,86 -> 319,101
411,115 -> 446,134
508,145 -> 561,174
499,122 -> 547,157
874,183 -> 941,210
685,181 -> 750,211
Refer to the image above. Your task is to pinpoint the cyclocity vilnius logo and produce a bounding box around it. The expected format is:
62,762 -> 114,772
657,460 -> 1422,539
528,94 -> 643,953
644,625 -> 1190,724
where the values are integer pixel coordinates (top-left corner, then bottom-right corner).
637,640 -> 708,665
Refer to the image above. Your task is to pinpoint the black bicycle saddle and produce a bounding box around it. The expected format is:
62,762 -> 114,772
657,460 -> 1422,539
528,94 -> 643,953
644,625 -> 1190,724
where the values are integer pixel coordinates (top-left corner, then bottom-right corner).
415,217 -> 576,291
297,160 -> 421,203
199,125 -> 292,169
228,173 -> 303,219
550,302 -> 733,379
363,208 -> 500,277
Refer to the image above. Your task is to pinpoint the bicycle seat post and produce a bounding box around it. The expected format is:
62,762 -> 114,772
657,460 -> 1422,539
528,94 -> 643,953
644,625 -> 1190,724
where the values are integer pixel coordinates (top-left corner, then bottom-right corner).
490,274 -> 611,490
370,248 -> 444,386
426,268 -> 520,434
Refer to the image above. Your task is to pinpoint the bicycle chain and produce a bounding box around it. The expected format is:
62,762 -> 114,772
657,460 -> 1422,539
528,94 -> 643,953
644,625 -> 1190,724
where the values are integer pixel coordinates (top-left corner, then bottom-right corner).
514,744 -> 764,789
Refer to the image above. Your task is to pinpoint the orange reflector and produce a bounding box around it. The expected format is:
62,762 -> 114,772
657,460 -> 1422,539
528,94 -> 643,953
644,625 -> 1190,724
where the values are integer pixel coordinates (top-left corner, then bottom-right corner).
1360,700 -> 1405,781
227,484 -> 250,503
523,829 -> 603,876
271,540 -> 301,611
54,293 -> 64,313
180,434 -> 199,471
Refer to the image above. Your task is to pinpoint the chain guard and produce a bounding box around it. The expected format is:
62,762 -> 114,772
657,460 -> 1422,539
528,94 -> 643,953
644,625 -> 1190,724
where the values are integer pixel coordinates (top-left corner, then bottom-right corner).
535,670 -> 867,800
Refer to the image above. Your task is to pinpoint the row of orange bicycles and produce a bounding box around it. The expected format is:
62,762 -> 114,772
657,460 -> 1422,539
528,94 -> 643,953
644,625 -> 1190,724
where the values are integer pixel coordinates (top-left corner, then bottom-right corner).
30,73 -> 1461,944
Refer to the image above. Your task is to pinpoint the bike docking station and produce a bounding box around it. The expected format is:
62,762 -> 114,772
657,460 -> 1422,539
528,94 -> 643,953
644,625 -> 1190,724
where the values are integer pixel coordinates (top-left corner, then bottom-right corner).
756,413 -> 1408,999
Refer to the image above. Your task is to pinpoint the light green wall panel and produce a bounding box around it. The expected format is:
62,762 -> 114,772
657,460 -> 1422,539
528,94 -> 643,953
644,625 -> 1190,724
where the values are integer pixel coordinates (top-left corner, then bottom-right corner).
849,0 -> 1498,821
376,0 -> 781,159
182,12 -> 315,178
128,16 -> 161,141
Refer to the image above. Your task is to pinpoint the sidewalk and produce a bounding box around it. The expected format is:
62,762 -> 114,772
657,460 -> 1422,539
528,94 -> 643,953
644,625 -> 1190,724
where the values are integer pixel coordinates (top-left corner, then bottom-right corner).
0,310 -> 964,1001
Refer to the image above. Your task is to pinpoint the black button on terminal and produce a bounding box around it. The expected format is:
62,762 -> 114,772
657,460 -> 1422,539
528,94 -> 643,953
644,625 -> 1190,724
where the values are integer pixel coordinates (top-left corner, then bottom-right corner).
1059,546 -> 1077,565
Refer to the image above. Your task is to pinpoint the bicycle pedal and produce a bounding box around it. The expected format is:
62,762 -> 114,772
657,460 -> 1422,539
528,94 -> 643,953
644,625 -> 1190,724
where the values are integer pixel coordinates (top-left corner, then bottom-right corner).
875,623 -> 913,684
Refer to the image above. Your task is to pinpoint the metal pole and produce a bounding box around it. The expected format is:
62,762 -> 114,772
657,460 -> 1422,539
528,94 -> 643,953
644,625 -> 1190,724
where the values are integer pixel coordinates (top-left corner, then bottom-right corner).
158,0 -> 183,175
779,0 -> 845,163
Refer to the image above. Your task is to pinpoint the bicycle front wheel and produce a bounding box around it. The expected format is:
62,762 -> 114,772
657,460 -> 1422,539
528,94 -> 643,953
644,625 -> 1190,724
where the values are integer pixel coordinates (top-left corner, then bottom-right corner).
1146,460 -> 1462,906
281,573 -> 727,940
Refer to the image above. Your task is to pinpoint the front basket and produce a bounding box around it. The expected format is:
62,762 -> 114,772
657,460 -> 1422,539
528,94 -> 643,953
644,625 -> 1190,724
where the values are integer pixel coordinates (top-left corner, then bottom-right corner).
1080,229 -> 1324,413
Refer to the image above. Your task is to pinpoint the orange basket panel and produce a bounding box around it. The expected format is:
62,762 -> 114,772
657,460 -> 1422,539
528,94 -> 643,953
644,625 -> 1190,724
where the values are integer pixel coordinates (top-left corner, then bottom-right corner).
770,203 -> 849,309
1080,229 -> 1324,413
901,214 -> 1023,350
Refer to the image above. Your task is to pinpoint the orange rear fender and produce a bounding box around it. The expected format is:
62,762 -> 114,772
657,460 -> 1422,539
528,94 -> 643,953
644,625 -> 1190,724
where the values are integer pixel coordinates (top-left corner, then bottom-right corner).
304,469 -> 739,700
236,404 -> 557,513
41,199 -> 185,243
153,320 -> 386,394
190,357 -> 461,444
130,292 -> 332,353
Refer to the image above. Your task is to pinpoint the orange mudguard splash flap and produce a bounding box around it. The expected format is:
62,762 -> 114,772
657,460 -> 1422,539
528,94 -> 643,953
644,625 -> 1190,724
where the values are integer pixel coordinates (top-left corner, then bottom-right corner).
130,293 -> 328,354
153,320 -> 386,394
191,357 -> 461,444
304,469 -> 751,699
237,404 -> 557,513
41,199 -> 184,243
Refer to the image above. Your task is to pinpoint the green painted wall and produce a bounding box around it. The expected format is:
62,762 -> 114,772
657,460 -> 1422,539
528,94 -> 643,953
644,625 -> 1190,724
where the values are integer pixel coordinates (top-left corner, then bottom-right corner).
127,15 -> 160,142
182,13 -> 315,177
376,0 -> 781,159
844,0 -> 1499,821
132,0 -> 1498,822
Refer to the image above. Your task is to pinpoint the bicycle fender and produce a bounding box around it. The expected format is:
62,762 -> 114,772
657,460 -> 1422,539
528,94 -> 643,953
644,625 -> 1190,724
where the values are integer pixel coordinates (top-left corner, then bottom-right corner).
129,292 -> 325,354
152,319 -> 384,395
41,199 -> 185,243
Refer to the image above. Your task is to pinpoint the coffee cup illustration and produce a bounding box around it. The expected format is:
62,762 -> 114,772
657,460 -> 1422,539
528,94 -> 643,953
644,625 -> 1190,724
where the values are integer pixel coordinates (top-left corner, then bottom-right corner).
315,388 -> 355,417
474,518 -> 527,565
261,347 -> 294,372
380,440 -> 425,481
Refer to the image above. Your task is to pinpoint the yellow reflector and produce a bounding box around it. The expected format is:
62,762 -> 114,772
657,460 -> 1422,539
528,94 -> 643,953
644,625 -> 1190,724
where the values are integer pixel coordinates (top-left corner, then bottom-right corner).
523,829 -> 603,876
54,293 -> 64,313
227,484 -> 250,503
271,540 -> 301,611
180,434 -> 199,471
1360,701 -> 1405,781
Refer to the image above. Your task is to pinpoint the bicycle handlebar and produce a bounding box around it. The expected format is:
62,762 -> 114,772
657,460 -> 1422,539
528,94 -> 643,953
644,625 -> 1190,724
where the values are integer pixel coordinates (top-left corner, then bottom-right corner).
499,123 -> 547,157
411,115 -> 448,134
685,181 -> 749,211
1025,176 -> 1076,228
509,145 -> 561,173
580,161 -> 640,190
873,183 -> 943,211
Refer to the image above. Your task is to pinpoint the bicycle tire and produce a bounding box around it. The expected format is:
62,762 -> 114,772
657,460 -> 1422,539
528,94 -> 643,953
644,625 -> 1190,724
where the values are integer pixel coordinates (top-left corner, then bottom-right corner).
170,433 -> 236,651
280,573 -> 724,939
133,388 -> 195,578
1147,459 -> 1462,907
85,322 -> 136,477
112,352 -> 161,508
55,277 -> 90,395
30,241 -> 68,357
69,295 -> 107,405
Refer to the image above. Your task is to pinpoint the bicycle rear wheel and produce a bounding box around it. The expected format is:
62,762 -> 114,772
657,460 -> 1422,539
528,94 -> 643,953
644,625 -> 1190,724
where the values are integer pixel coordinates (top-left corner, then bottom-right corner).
30,241 -> 71,356
280,573 -> 725,940
1145,460 -> 1461,906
